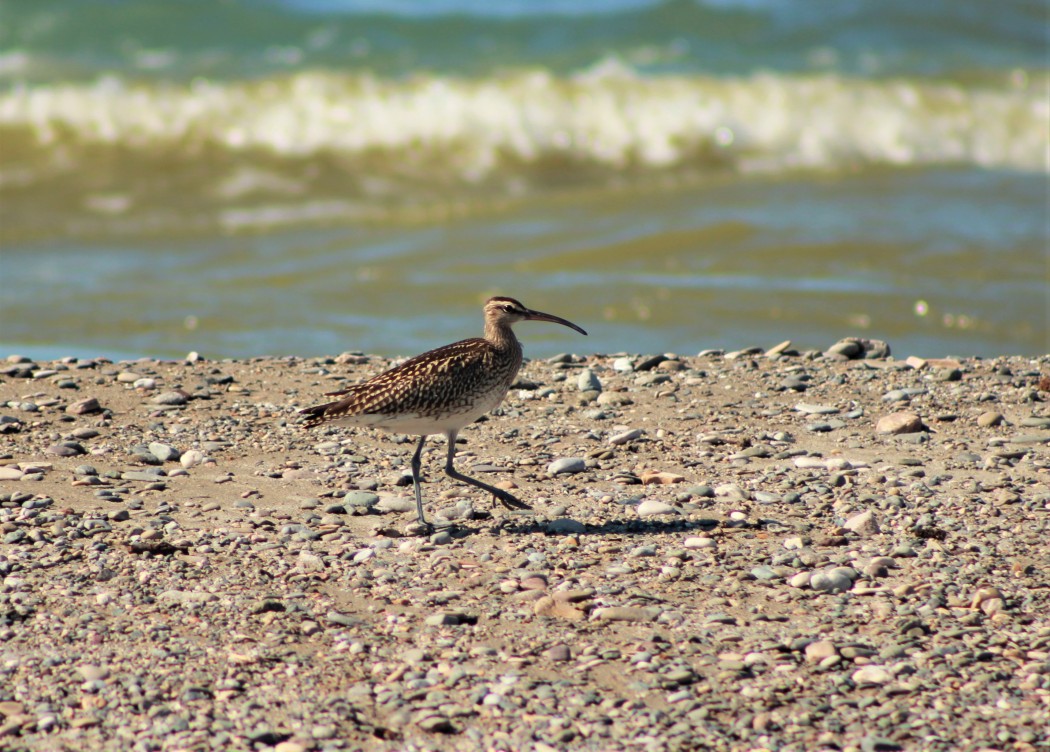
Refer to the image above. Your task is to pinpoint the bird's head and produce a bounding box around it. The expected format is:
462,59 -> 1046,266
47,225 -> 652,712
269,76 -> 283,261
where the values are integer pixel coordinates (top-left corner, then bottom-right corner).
484,296 -> 587,335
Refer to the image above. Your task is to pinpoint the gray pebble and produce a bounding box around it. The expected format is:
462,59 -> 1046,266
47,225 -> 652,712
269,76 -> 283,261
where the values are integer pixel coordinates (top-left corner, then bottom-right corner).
577,368 -> 602,392
152,391 -> 189,405
546,518 -> 585,535
148,442 -> 181,462
608,428 -> 643,445
547,457 -> 586,475
636,499 -> 676,517
343,491 -> 379,509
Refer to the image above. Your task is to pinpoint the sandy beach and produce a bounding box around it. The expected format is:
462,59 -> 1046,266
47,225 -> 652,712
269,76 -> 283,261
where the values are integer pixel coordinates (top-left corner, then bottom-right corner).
1,344 -> 1048,751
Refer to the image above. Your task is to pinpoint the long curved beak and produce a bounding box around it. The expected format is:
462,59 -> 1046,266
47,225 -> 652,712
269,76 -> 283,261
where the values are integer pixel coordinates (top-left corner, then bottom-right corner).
524,307 -> 588,336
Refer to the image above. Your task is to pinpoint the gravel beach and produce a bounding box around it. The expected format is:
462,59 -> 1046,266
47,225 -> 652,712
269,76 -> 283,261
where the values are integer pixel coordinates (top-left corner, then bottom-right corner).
1,345 -> 1048,752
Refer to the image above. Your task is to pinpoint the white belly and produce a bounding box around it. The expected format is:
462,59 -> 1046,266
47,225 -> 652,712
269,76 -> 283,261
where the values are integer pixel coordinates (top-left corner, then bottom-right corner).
327,393 -> 504,436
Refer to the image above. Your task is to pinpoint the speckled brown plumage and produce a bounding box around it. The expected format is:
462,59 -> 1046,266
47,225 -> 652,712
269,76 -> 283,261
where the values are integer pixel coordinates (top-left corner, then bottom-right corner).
299,296 -> 587,526
299,336 -> 521,431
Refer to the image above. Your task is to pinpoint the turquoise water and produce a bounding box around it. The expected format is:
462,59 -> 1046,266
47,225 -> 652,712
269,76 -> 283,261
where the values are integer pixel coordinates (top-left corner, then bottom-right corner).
0,0 -> 1047,359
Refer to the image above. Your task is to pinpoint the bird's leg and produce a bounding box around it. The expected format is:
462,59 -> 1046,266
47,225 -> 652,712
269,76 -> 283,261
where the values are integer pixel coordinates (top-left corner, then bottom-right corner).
443,431 -> 531,511
410,434 -> 429,526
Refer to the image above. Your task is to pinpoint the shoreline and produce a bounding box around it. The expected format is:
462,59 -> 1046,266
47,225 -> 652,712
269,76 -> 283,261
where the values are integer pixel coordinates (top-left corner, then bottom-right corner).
1,349 -> 1048,751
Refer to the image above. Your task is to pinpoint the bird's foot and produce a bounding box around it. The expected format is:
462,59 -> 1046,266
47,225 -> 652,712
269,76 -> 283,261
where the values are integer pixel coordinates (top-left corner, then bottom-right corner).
492,489 -> 531,511
404,520 -> 433,537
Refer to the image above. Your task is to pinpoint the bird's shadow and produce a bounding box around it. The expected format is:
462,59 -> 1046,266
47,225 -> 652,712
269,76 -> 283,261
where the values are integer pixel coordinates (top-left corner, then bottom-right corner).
437,514 -> 749,540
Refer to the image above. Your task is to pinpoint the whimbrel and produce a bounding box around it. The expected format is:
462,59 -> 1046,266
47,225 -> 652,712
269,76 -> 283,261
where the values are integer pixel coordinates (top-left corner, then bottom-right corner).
300,296 -> 587,526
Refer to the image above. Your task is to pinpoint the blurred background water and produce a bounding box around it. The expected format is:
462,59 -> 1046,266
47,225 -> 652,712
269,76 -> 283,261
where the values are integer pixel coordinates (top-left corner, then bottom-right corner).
1,0 -> 1047,360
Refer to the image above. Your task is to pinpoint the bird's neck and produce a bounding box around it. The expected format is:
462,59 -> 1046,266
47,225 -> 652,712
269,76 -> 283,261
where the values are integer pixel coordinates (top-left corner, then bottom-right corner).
485,323 -> 523,358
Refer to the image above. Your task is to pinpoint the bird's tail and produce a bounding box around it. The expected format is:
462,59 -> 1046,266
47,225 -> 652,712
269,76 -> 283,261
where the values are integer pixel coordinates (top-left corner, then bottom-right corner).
299,384 -> 363,427
298,399 -> 338,427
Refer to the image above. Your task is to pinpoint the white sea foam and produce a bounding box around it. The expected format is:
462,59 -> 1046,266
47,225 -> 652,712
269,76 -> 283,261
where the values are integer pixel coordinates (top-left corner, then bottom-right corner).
1,66 -> 1046,189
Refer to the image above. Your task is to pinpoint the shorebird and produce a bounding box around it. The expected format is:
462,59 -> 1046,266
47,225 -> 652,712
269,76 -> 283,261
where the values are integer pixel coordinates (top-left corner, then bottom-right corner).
300,296 -> 587,527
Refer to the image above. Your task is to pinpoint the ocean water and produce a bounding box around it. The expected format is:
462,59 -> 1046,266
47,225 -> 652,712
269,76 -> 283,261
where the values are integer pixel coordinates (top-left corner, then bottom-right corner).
1,0 -> 1047,360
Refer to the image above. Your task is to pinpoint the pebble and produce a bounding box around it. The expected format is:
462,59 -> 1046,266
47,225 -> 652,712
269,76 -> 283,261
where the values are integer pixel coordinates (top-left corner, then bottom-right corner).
851,665 -> 893,685
636,499 -> 677,517
46,443 -> 85,457
545,518 -> 586,534
159,590 -> 218,605
608,428 -> 643,445
534,596 -> 587,621
148,442 -> 180,462
843,509 -> 880,535
65,397 -> 102,415
547,644 -> 572,662
77,664 -> 110,682
683,536 -> 715,549
179,449 -> 206,468
152,391 -> 188,405
592,606 -> 659,623
795,403 -> 840,415
577,368 -> 602,392
876,411 -> 925,434
376,495 -> 416,513
714,483 -> 748,500
343,491 -> 379,509
826,337 -> 890,359
805,641 -> 838,663
547,457 -> 586,475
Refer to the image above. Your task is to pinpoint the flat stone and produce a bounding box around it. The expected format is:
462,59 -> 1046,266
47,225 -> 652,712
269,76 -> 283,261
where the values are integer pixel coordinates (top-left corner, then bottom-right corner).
122,471 -> 166,482
683,536 -> 715,549
596,391 -> 632,407
547,457 -> 586,475
876,412 -> 925,434
592,606 -> 659,623
795,403 -> 840,415
750,565 -> 780,581
765,340 -> 792,357
1008,432 -> 1050,445
148,442 -> 180,462
152,391 -> 189,406
46,443 -> 85,457
810,569 -> 854,593
852,665 -> 893,685
298,551 -> 325,571
0,467 -> 24,481
77,664 -> 110,682
608,428 -> 643,445
827,337 -> 891,360
805,640 -> 838,663
66,397 -> 102,415
843,509 -> 880,536
425,612 -> 468,626
375,495 -> 416,513
159,590 -> 218,605
534,596 -> 586,621
714,483 -> 749,500
343,491 -> 379,508
636,499 -> 677,517
545,518 -> 586,534
639,470 -> 684,485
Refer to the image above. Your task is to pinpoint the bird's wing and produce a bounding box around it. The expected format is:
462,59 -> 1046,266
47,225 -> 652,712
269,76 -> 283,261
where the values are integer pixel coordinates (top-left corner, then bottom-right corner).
300,338 -> 498,425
